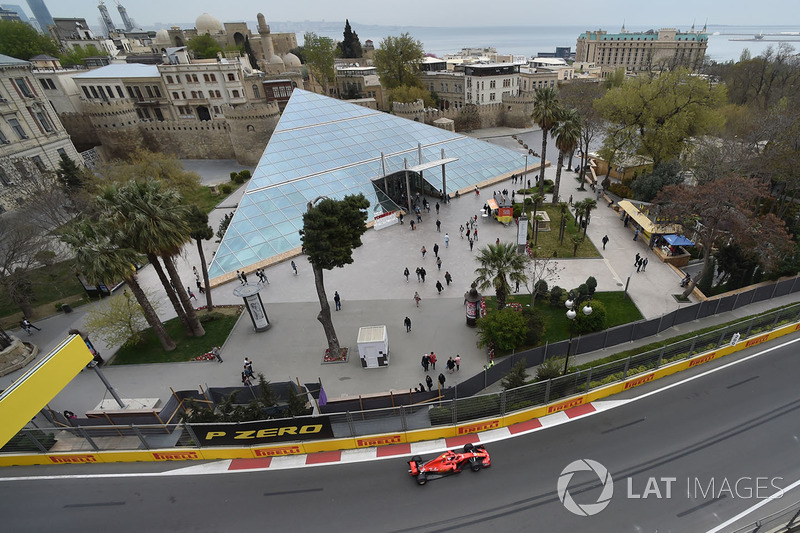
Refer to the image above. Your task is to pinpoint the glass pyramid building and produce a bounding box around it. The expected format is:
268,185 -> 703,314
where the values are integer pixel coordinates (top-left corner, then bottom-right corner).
208,89 -> 536,279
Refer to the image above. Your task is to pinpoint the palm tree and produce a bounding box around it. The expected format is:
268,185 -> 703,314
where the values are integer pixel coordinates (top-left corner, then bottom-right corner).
61,219 -> 176,352
100,181 -> 204,337
474,242 -> 530,310
551,108 -> 582,205
529,193 -> 544,246
558,201 -> 570,245
187,205 -> 214,311
532,87 -> 562,198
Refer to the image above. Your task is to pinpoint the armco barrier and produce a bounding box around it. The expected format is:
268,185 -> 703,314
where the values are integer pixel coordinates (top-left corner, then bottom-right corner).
2,314 -> 799,467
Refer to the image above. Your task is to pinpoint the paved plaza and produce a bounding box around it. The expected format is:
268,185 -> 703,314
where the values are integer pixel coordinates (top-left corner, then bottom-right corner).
3,127 -> 796,417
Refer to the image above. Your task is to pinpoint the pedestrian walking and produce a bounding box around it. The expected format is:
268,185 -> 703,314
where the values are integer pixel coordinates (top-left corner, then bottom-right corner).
438,372 -> 446,389
465,227 -> 471,239
421,245 -> 427,258
20,316 -> 41,333
420,267 -> 427,282
436,280 -> 444,294
569,195 -> 573,205
20,320 -> 32,336
426,375 -> 434,391
436,257 -> 442,271
515,280 -> 520,293
473,228 -> 478,241
405,316 -> 412,332
291,260 -> 298,274
636,258 -> 643,272
193,265 -> 199,278
469,238 -> 474,251
404,267 -> 410,282
187,287 -> 197,301
436,219 -> 441,232
454,354 -> 461,371
444,271 -> 452,286
414,291 -> 421,307
444,233 -> 450,248
261,269 -> 270,284
334,291 -> 341,311
410,220 -> 416,230
642,257 -> 648,272
416,212 -> 422,223
212,346 -> 223,363
416,267 -> 421,282
429,352 -> 437,370
418,383 -> 426,393
236,270 -> 243,284
602,235 -> 609,250
435,202 -> 440,214
634,253 -> 640,266
399,212 -> 404,225
447,357 -> 455,373
244,357 -> 254,376
633,228 -> 639,241
433,243 -> 439,257
242,371 -> 252,386
496,237 -> 500,245
460,224 -> 464,238
421,354 -> 429,371
241,271 -> 248,284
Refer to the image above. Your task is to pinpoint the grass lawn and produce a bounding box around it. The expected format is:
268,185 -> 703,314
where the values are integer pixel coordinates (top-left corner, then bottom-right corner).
183,182 -> 243,213
111,307 -> 242,365
522,204 -> 601,259
0,259 -> 89,326
490,291 -> 643,345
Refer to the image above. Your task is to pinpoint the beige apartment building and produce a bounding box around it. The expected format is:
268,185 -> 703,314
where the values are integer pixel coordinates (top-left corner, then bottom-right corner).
576,25 -> 708,75
0,54 -> 81,213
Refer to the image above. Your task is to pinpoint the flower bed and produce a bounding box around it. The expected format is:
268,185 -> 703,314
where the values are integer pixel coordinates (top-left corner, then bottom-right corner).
323,347 -> 349,364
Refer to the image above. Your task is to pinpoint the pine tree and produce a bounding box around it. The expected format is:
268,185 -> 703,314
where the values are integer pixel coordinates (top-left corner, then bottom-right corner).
341,19 -> 362,58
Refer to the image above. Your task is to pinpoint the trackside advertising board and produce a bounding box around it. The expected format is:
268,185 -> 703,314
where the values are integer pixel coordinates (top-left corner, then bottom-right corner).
190,416 -> 334,446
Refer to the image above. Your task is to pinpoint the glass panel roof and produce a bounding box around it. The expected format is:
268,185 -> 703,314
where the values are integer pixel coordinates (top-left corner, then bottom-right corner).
208,89 -> 537,279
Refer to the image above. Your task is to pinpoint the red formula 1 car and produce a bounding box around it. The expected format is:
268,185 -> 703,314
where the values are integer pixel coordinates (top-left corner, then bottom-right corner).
408,443 -> 491,485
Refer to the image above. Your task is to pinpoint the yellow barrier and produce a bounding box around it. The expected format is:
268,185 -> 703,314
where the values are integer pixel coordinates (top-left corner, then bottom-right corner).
3,321 -> 799,467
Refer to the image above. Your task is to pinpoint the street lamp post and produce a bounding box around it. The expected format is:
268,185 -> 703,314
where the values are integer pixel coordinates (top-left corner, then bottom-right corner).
564,293 -> 593,375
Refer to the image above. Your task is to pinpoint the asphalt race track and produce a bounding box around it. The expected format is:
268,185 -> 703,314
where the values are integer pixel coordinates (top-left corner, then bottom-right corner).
1,334 -> 799,532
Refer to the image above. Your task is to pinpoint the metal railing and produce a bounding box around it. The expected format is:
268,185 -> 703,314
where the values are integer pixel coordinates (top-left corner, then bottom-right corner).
727,498 -> 800,533
6,303 -> 799,454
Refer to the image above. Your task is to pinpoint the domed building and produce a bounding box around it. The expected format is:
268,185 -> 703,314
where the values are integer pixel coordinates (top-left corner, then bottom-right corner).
195,13 -> 224,35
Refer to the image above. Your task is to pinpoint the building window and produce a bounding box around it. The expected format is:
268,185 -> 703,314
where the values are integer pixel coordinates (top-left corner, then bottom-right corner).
227,73 -> 235,81
134,87 -> 143,99
106,85 -> 113,96
232,90 -> 240,98
126,87 -> 134,98
98,86 -> 107,99
191,91 -> 197,98
34,110 -> 54,132
0,128 -> 7,144
209,74 -> 216,82
203,74 -> 210,82
14,78 -> 33,98
213,106 -> 221,114
154,108 -> 164,121
145,86 -> 154,98
252,85 -> 260,98
489,93 -> 495,101
41,78 -> 55,90
8,118 -> 26,139
0,168 -> 12,186
116,86 -> 124,98
198,91 -> 204,98
32,156 -> 45,170
90,86 -> 99,98
172,92 -> 179,99
57,148 -> 67,158
81,86 -> 91,99
191,74 -> 199,83
166,75 -> 174,84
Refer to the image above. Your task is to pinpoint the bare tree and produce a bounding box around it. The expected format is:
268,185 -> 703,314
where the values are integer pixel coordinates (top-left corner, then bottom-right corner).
524,252 -> 564,307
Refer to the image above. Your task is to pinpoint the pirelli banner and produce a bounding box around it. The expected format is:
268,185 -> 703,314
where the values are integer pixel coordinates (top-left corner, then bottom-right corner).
189,416 -> 335,446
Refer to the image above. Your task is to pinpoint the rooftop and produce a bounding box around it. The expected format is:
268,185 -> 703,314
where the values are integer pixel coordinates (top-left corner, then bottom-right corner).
72,62 -> 160,79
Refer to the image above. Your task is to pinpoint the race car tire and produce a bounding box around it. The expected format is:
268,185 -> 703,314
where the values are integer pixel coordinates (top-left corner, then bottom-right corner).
463,443 -> 474,453
469,458 -> 481,472
417,474 -> 427,485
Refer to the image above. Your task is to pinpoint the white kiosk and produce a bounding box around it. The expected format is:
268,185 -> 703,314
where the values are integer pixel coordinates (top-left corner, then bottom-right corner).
357,325 -> 389,368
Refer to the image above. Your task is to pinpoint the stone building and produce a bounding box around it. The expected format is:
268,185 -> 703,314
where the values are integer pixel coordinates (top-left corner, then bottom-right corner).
335,66 -> 385,110
0,54 -> 80,213
576,24 -> 708,76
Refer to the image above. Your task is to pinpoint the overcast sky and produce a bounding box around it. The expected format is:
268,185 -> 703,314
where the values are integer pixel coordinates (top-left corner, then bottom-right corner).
41,0 -> 791,28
